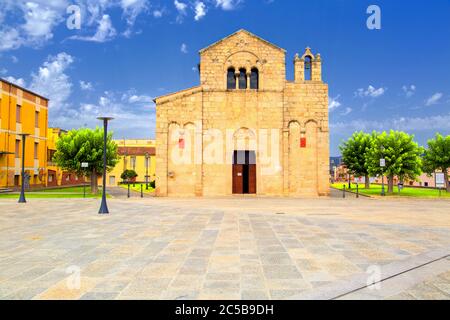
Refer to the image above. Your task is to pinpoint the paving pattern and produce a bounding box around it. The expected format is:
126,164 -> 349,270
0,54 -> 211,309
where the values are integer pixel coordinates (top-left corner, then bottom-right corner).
0,196 -> 449,300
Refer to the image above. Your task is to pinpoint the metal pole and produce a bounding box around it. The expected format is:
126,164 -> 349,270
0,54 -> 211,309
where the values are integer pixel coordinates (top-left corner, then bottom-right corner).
343,185 -> 346,198
141,184 -> 143,198
18,134 -> 28,203
356,183 -> 359,198
145,155 -> 149,190
128,183 -> 130,198
98,118 -> 111,214
83,181 -> 86,198
381,172 -> 385,196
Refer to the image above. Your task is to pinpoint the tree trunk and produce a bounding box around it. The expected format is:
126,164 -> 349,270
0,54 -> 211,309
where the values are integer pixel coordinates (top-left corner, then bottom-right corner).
90,168 -> 98,194
365,174 -> 370,189
387,174 -> 394,193
445,170 -> 450,193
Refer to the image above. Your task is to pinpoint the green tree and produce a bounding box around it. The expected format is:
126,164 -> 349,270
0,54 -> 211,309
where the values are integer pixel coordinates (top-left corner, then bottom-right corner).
366,130 -> 423,193
121,169 -> 138,182
422,134 -> 450,192
53,127 -> 119,194
340,131 -> 373,188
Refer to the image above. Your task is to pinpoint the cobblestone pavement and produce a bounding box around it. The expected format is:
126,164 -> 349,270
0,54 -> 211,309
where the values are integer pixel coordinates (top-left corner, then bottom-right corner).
0,196 -> 449,300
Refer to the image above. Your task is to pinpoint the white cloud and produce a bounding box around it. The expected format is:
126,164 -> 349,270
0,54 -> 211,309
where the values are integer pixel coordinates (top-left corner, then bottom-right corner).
0,0 -> 154,51
425,92 -> 443,106
340,107 -> 352,116
120,0 -> 148,37
121,90 -> 154,104
194,2 -> 207,21
355,85 -> 386,98
174,0 -> 188,22
11,55 -> 18,63
215,0 -> 242,10
21,2 -> 62,44
0,68 -> 7,75
402,84 -> 416,98
0,1 -> 66,51
4,76 -> 26,87
174,0 -> 188,12
180,43 -> 188,53
52,89 -> 156,138
153,9 -> 163,18
331,113 -> 450,134
328,95 -> 341,111
30,52 -> 74,111
0,27 -> 23,51
70,14 -> 117,43
79,80 -> 93,91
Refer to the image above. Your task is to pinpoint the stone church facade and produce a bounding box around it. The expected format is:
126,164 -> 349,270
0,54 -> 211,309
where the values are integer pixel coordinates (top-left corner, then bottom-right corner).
154,30 -> 329,197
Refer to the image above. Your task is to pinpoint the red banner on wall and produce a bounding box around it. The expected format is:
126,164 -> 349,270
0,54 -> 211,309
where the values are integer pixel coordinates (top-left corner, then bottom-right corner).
300,137 -> 306,148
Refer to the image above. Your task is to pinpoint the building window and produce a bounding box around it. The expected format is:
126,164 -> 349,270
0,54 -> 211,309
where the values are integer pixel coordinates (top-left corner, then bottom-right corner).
35,111 -> 39,128
131,156 -> 136,170
239,68 -> 247,89
15,140 -> 20,158
16,105 -> 21,123
304,56 -> 312,81
227,67 -> 236,90
250,68 -> 259,89
424,182 -> 429,187
34,142 -> 39,159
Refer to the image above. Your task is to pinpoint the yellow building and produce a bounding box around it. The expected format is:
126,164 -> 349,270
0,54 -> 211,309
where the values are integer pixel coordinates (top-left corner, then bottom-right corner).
0,78 -> 49,189
100,139 -> 156,186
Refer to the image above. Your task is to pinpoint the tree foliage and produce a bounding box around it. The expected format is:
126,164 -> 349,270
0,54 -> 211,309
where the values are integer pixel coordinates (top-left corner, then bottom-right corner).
339,131 -> 373,188
53,127 -> 118,193
422,134 -> 450,192
121,169 -> 138,182
365,130 -> 423,193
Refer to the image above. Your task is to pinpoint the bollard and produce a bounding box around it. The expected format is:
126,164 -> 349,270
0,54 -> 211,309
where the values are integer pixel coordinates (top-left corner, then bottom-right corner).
83,184 -> 86,198
127,184 -> 130,198
141,184 -> 143,198
343,185 -> 346,198
356,184 -> 359,198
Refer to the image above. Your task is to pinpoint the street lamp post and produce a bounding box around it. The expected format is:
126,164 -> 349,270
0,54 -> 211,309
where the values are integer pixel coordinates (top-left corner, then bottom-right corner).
145,152 -> 149,190
97,117 -> 114,214
18,133 -> 30,203
380,146 -> 386,197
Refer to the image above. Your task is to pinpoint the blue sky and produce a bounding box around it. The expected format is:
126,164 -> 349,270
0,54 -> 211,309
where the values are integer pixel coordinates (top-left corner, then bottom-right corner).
1,0 -> 449,156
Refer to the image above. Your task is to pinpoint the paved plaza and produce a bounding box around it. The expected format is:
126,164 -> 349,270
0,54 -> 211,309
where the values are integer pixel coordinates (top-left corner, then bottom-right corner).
0,195 -> 449,300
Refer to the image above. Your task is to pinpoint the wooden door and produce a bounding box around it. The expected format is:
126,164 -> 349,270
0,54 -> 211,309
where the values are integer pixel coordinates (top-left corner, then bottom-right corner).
248,164 -> 257,194
233,164 -> 244,194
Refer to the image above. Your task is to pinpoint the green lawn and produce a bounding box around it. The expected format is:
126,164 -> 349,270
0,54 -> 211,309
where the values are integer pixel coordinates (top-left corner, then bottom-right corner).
331,183 -> 450,198
0,185 -> 108,199
120,183 -> 155,194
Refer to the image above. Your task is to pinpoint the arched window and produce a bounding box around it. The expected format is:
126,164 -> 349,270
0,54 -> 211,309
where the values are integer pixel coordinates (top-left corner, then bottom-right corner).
250,68 -> 259,89
304,56 -> 312,81
239,68 -> 247,89
227,67 -> 236,90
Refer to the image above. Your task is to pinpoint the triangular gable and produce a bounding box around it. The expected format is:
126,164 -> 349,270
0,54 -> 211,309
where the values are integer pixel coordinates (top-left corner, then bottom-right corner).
199,29 -> 286,54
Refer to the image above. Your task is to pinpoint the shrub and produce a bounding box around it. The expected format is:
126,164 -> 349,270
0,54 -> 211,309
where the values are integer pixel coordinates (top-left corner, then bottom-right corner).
121,169 -> 138,182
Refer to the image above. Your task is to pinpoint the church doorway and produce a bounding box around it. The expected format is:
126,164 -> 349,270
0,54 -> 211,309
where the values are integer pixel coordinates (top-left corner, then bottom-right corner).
232,150 -> 256,194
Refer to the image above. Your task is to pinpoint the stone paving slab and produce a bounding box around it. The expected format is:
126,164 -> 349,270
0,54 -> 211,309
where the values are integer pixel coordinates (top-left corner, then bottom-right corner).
0,197 -> 449,300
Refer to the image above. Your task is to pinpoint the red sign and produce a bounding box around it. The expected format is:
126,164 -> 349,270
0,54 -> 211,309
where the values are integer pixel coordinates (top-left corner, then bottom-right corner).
178,138 -> 185,149
300,137 -> 306,148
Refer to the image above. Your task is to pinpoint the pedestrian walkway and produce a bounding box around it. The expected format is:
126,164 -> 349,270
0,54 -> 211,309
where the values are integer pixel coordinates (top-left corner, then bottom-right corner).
0,196 -> 448,299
